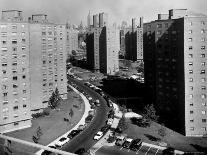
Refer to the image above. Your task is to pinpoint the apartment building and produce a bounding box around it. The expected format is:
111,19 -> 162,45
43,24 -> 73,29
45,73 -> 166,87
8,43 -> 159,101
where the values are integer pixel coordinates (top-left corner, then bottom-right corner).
66,26 -> 78,57
86,12 -> 119,75
0,11 -> 68,133
144,9 -> 207,136
120,17 -> 143,61
0,10 -> 31,133
29,14 -> 67,113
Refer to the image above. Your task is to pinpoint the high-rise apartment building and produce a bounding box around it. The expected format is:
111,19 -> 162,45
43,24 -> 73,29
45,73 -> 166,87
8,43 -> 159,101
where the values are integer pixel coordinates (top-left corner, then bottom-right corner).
87,11 -> 93,28
120,17 -> 143,61
0,11 -> 68,133
29,14 -> 67,112
144,9 -> 207,136
66,25 -> 78,57
86,12 -> 119,75
0,10 -> 31,133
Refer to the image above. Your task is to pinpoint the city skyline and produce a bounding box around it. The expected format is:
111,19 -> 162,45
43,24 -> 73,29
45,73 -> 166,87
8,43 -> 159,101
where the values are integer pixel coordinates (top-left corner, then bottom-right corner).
0,0 -> 206,25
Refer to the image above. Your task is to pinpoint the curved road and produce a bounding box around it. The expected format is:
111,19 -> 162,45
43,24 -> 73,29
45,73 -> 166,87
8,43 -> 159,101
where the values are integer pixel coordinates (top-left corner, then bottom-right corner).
62,77 -> 110,153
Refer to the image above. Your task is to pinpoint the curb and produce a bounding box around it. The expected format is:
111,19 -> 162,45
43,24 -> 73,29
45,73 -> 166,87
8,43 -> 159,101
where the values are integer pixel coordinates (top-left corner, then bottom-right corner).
35,84 -> 91,155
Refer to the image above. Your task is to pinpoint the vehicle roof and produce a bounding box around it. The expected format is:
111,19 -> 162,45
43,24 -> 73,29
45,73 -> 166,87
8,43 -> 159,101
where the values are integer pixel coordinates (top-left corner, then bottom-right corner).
125,138 -> 133,142
97,131 -> 103,134
116,135 -> 125,140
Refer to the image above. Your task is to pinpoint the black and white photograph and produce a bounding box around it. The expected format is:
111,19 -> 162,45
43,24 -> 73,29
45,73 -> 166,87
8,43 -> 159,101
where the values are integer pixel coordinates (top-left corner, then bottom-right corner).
0,0 -> 206,155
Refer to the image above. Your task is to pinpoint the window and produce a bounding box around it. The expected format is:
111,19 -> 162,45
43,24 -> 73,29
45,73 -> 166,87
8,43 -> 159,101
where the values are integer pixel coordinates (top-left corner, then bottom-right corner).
12,32 -> 17,36
13,84 -> 18,88
188,38 -> 192,42
12,62 -> 17,66
3,116 -> 8,120
201,70 -> 205,74
22,46 -> 26,50
13,106 -> 18,110
201,46 -> 205,50
0,25 -> 7,28
22,75 -> 26,79
189,78 -> 193,82
189,94 -> 193,98
201,38 -> 205,42
190,127 -> 194,131
3,101 -> 8,105
21,24 -> 25,28
12,25 -> 17,29
1,47 -> 7,51
201,62 -> 205,66
201,29 -> 205,34
201,94 -> 206,99
12,47 -> 17,51
190,86 -> 193,90
190,111 -> 194,114
12,40 -> 17,44
23,90 -> 26,94
201,78 -> 206,82
202,102 -> 206,106
14,122 -> 19,126
202,119 -> 206,123
190,103 -> 193,106
201,54 -> 205,58
202,111 -> 206,115
189,70 -> 193,74
189,62 -> 193,66
42,32 -> 46,35
189,46 -> 193,50
188,30 -> 192,34
21,32 -> 25,36
190,119 -> 194,122
202,127 -> 206,131
13,76 -> 17,80
22,38 -> 26,43
189,54 -> 193,58
202,86 -> 206,90
189,22 -> 193,25
201,21 -> 205,25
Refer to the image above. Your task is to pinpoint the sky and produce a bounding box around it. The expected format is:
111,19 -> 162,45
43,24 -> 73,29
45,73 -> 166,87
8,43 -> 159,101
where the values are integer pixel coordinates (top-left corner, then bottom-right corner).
0,0 -> 206,26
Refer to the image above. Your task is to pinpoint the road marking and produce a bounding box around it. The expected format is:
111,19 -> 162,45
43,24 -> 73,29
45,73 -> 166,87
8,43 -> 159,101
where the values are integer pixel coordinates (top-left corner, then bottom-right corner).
136,145 -> 142,154
120,147 -> 123,150
145,147 -> 151,155
155,149 -> 159,155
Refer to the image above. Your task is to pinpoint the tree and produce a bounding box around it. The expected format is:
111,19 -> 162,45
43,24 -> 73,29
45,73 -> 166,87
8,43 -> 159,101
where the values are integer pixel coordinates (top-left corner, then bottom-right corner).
143,104 -> 159,122
69,109 -> 74,118
158,125 -> 167,138
117,116 -> 128,132
48,88 -> 61,109
36,126 -> 43,138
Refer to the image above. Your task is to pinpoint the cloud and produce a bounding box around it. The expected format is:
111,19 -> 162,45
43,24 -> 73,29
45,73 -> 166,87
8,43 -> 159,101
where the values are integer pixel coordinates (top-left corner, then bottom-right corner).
0,0 -> 206,25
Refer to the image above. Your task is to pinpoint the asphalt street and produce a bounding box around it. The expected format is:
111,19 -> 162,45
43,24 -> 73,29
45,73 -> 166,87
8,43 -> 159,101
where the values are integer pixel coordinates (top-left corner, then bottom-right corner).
61,77 -> 110,153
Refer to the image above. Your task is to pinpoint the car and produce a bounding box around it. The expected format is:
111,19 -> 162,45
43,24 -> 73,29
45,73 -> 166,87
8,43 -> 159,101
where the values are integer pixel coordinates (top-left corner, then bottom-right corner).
101,125 -> 110,133
67,130 -> 81,139
122,138 -> 133,149
162,147 -> 175,155
129,139 -> 142,151
95,99 -> 100,106
55,137 -> 69,147
107,118 -> 113,125
115,135 -> 125,146
74,148 -> 86,155
88,96 -> 93,101
107,100 -> 113,108
41,145 -> 57,155
93,131 -> 104,140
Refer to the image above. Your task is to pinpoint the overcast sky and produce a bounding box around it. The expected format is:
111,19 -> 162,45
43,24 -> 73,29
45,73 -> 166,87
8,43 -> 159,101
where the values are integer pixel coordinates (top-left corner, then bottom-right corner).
0,0 -> 206,25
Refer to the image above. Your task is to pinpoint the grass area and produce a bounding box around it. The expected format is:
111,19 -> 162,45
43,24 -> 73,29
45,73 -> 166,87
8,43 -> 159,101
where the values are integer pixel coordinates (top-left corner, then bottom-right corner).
5,91 -> 85,154
123,119 -> 207,152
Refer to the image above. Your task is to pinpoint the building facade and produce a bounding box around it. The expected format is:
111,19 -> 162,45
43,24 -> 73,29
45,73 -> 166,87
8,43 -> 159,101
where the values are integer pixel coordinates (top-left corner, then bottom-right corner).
144,9 -> 207,136
86,12 -> 119,75
66,27 -> 78,57
120,17 -> 143,61
0,10 -> 31,133
0,11 -> 68,133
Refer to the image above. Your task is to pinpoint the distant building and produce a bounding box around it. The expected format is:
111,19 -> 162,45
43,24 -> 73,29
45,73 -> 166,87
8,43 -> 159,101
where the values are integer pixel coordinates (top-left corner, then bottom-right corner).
0,11 -> 67,133
144,9 -> 207,137
66,24 -> 78,56
87,10 -> 93,28
120,17 -> 143,61
86,12 -> 119,75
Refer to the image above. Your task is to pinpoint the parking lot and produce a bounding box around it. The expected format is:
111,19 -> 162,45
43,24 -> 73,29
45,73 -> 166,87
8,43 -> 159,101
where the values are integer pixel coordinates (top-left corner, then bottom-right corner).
95,144 -> 163,155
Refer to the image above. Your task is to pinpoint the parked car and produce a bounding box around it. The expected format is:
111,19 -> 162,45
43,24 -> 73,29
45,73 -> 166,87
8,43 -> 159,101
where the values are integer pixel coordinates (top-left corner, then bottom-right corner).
107,118 -> 113,125
101,125 -> 110,133
55,137 -> 69,147
122,138 -> 133,149
129,139 -> 142,151
115,135 -> 125,146
93,131 -> 104,140
74,148 -> 86,155
67,130 -> 81,139
162,147 -> 175,155
95,99 -> 100,107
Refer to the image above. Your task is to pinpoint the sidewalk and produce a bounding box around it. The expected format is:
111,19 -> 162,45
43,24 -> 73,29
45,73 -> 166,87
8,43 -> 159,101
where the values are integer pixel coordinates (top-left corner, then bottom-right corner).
35,84 -> 91,155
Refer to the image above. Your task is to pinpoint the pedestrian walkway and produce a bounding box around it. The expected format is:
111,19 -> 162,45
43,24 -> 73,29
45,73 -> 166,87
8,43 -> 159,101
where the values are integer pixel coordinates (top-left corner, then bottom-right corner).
35,84 -> 91,155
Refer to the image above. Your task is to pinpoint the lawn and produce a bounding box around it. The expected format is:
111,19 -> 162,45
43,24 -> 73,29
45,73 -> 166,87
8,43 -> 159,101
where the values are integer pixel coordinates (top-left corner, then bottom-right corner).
123,119 -> 207,152
5,91 -> 85,155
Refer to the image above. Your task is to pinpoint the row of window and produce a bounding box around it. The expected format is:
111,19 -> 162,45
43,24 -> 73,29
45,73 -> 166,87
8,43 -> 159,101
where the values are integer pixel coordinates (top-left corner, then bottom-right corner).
189,86 -> 206,90
188,62 -> 206,66
2,105 -> 27,112
190,119 -> 206,123
1,46 -> 26,51
189,54 -> 207,58
189,94 -> 207,99
188,70 -> 206,74
2,68 -> 26,74
188,37 -> 206,42
189,102 -> 206,106
189,78 -> 206,82
190,110 -> 206,115
0,24 -> 25,29
2,62 -> 27,67
188,46 -> 205,50
189,127 -> 206,131
1,39 -> 26,44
